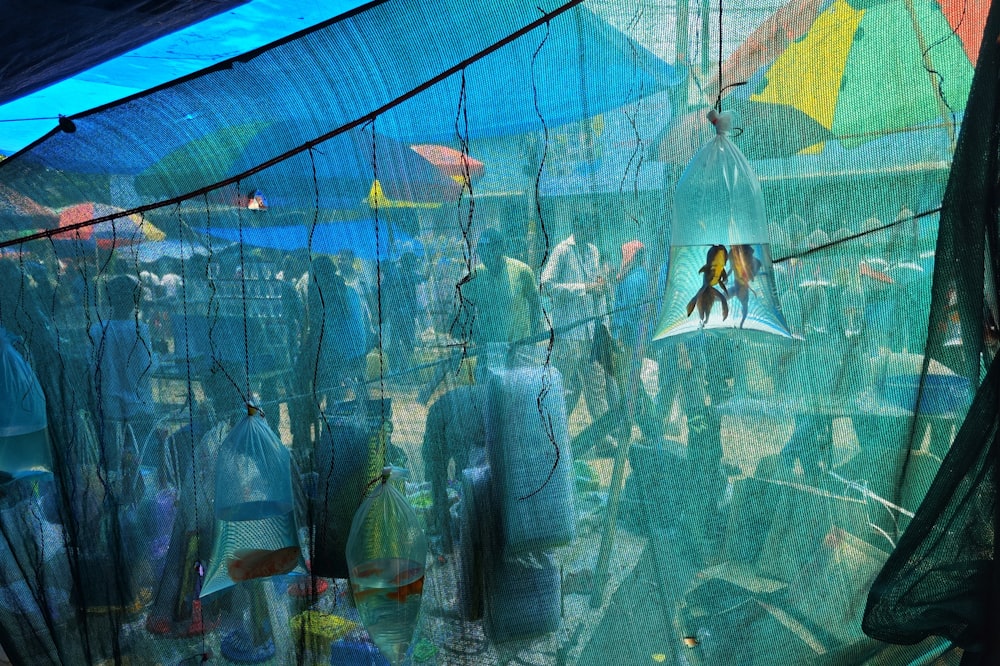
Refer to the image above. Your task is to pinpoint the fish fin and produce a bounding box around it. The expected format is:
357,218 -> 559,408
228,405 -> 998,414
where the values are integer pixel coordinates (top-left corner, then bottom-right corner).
686,294 -> 698,317
716,288 -> 729,320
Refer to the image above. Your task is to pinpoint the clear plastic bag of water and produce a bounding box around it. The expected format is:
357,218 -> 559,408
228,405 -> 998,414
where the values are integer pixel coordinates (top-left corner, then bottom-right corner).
653,110 -> 791,340
346,467 -> 427,666
201,407 -> 304,597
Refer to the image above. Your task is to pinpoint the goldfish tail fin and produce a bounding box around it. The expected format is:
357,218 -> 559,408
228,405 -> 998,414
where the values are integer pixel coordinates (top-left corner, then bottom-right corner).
716,288 -> 729,320
687,294 -> 698,317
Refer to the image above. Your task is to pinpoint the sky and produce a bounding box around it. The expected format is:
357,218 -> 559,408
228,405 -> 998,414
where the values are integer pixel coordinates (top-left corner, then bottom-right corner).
0,0 -> 371,155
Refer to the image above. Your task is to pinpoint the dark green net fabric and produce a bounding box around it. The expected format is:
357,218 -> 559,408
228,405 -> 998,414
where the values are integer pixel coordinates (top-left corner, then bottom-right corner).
862,1 -> 1000,660
0,0 -> 994,664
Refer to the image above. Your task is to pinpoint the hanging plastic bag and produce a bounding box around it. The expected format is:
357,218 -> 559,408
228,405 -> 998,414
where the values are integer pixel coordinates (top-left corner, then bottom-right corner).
653,109 -> 791,340
201,406 -> 304,597
0,327 -> 50,479
346,467 -> 427,666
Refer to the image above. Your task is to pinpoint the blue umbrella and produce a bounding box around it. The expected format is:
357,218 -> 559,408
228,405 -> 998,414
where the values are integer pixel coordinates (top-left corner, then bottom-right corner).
380,5 -> 680,142
135,124 -> 462,210
198,219 -> 422,261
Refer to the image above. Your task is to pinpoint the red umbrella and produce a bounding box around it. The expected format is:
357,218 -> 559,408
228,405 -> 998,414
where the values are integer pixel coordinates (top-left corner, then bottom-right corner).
939,0 -> 990,64
409,144 -> 485,183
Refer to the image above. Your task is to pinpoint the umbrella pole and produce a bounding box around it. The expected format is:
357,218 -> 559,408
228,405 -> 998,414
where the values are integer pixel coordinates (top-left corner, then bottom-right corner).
589,432 -> 633,608
902,0 -> 956,147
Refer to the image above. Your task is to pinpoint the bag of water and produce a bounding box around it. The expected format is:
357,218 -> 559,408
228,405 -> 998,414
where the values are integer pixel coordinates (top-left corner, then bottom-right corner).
653,109 -> 791,341
201,406 -> 305,597
346,467 -> 428,666
0,327 -> 50,479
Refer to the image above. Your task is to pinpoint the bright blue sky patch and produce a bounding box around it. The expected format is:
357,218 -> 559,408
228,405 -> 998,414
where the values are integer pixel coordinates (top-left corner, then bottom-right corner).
0,0 -> 370,154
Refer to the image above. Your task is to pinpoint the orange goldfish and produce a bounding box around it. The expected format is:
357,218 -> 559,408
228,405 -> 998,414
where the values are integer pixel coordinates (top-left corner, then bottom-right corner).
351,575 -> 425,604
227,546 -> 299,582
728,244 -> 762,328
687,245 -> 729,324
387,575 -> 424,603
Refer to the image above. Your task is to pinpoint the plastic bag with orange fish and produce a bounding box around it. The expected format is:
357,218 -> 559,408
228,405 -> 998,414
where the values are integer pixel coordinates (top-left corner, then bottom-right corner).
652,109 -> 792,341
200,406 -> 305,597
346,467 -> 428,666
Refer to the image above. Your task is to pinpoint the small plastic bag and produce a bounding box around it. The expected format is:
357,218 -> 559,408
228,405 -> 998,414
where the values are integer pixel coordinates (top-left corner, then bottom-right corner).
201,406 -> 304,597
346,467 -> 427,666
0,327 -> 50,478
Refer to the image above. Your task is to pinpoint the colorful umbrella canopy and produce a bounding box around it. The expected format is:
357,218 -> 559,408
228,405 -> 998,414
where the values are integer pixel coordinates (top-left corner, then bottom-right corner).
134,124 -> 463,213
409,144 -> 485,183
744,0 -> 976,146
655,100 -> 833,165
56,202 -> 166,249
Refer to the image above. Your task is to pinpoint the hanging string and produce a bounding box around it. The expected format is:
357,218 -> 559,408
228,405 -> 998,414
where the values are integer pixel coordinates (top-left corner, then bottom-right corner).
448,69 -> 476,366
174,202 -> 208,653
304,147 -> 332,448
619,4 -> 647,225
305,145 -> 326,606
202,192 -> 248,413
518,13 -> 561,503
235,191 -> 253,406
715,0 -> 724,111
369,120 -> 388,470
904,0 -> 961,146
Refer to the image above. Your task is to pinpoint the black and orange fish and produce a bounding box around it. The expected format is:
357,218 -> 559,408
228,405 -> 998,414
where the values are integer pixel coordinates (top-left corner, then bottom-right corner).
728,244 -> 762,328
687,244 -> 729,324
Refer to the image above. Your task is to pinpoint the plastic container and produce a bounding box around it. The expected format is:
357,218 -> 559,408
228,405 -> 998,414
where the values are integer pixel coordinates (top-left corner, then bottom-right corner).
881,373 -> 971,415
483,550 -> 562,644
329,640 -> 390,665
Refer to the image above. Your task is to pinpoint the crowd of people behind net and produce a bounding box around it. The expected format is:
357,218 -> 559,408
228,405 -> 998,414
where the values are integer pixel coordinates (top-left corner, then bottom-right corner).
0,201 -> 942,483
0,196 -> 969,664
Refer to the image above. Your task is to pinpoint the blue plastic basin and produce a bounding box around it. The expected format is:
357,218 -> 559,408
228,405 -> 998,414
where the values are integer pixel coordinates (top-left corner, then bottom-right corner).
881,374 -> 970,415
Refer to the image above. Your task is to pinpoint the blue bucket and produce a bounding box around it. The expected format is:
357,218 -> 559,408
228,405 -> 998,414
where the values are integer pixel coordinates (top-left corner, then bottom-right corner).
881,374 -> 970,415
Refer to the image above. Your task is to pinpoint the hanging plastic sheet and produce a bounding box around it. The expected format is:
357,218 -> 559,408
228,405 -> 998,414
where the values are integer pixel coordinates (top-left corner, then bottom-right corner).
0,327 -> 50,479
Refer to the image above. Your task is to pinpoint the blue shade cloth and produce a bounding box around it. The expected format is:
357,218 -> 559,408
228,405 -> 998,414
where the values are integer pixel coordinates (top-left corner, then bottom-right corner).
0,0 -> 373,154
379,5 -> 681,143
199,220 -> 422,260
0,2 -> 675,230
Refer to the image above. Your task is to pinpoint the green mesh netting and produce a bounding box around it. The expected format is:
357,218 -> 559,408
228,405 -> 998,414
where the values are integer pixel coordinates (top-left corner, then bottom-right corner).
0,0 -> 994,664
